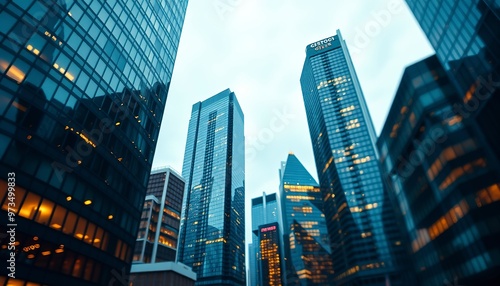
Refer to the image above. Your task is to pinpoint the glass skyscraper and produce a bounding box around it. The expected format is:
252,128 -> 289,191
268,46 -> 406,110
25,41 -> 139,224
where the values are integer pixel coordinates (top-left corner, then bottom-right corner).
0,1 -> 188,285
300,31 -> 410,285
178,89 -> 245,286
405,0 -> 500,168
278,153 -> 333,285
250,192 -> 281,286
378,54 -> 500,285
252,193 -> 279,233
402,2 -> 500,283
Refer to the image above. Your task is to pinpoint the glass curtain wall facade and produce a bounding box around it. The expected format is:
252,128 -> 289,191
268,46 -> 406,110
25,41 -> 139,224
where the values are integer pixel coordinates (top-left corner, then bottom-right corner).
300,31 -> 410,286
278,153 -> 333,285
178,89 -> 245,286
0,1 -> 188,285
133,167 -> 185,263
405,0 -> 500,176
378,55 -> 500,285
403,2 -> 500,283
250,192 -> 280,286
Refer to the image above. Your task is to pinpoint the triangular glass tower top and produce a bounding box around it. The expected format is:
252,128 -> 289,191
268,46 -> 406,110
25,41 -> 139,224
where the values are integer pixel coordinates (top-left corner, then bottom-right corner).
281,153 -> 318,186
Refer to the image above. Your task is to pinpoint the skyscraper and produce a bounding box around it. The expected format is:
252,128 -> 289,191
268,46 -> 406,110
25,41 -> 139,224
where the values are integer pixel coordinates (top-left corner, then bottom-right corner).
258,222 -> 283,286
252,193 -> 280,233
405,0 -> 500,168
0,1 -> 188,285
378,54 -> 500,285
300,31 -> 410,285
250,192 -> 281,286
178,89 -> 245,286
401,2 -> 500,283
133,167 -> 185,264
278,153 -> 333,285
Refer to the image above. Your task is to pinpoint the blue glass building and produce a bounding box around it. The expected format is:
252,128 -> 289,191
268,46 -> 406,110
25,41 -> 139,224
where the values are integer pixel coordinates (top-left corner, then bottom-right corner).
250,192 -> 281,286
279,153 -> 333,285
178,89 -> 246,286
300,31 -> 410,285
0,1 -> 188,285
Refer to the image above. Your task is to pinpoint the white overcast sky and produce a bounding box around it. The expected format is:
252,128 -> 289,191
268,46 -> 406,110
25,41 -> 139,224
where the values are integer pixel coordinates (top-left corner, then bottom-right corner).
152,0 -> 434,246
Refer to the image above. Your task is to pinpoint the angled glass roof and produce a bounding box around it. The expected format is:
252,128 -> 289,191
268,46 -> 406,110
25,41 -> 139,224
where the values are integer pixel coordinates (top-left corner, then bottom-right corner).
281,153 -> 318,186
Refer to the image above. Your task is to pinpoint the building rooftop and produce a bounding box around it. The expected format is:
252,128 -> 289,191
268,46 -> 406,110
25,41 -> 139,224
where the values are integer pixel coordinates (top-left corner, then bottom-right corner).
131,261 -> 197,281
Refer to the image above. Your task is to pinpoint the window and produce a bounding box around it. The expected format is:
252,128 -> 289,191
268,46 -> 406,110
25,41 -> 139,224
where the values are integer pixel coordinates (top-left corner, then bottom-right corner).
35,199 -> 54,225
63,211 -> 77,234
72,255 -> 86,278
50,205 -> 67,230
83,259 -> 94,280
74,216 -> 88,240
85,223 -> 97,244
61,250 -> 76,275
19,192 -> 42,220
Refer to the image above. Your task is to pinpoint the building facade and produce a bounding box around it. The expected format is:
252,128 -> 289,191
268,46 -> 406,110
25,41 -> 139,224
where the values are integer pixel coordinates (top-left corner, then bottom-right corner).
402,2 -> 500,283
133,167 -> 185,263
178,89 -> 246,286
0,1 -> 188,285
279,153 -> 333,285
378,55 -> 500,285
405,0 -> 500,179
250,192 -> 281,286
258,222 -> 283,286
300,31 -> 411,285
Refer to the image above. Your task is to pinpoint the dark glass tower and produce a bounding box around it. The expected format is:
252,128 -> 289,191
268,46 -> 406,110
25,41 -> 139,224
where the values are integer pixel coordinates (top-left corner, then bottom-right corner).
178,89 -> 245,286
378,55 -> 500,285
405,0 -> 500,170
250,192 -> 281,286
278,153 -> 333,285
0,1 -> 188,285
401,2 -> 500,284
133,167 -> 185,263
300,31 -> 410,286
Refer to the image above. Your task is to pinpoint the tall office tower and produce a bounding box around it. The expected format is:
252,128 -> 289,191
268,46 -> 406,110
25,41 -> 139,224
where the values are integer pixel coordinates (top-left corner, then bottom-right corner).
403,2 -> 500,284
0,1 -> 188,285
378,55 -> 500,285
300,31 -> 410,286
278,153 -> 333,285
178,89 -> 246,286
405,1 -> 500,169
250,192 -> 281,286
258,222 -> 284,286
133,167 -> 185,263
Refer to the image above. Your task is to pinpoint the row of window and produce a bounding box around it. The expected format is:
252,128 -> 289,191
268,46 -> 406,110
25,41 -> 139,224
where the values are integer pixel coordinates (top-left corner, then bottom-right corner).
412,183 -> 500,254
0,180 -> 130,261
427,138 -> 477,180
0,227 -> 110,284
